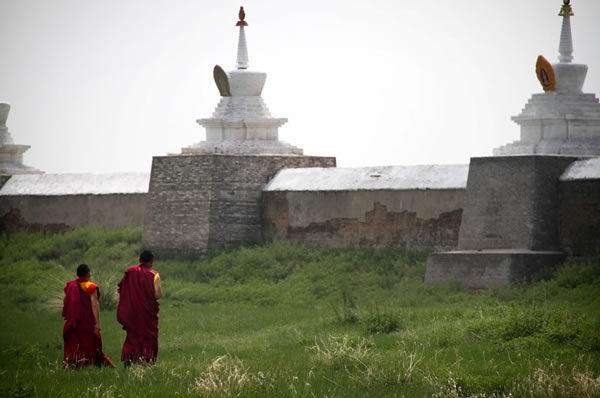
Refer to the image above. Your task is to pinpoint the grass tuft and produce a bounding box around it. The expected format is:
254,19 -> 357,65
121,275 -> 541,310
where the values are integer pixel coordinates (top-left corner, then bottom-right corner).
193,355 -> 251,395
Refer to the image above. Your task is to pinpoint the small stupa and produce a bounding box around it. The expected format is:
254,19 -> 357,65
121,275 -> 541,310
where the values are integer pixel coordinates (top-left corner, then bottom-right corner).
183,7 -> 302,155
494,0 -> 600,156
0,103 -> 42,175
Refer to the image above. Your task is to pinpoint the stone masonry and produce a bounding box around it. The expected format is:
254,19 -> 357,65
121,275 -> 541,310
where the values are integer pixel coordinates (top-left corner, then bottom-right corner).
426,155 -> 577,288
559,178 -> 600,256
142,154 -> 335,257
457,156 -> 578,251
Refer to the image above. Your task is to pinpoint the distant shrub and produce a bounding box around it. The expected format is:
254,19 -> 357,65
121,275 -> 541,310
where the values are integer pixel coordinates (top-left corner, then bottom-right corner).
499,307 -> 547,340
574,317 -> 600,352
576,329 -> 600,352
363,306 -> 401,335
193,242 -> 308,284
428,324 -> 464,348
332,292 -> 359,324
552,259 -> 600,288
26,227 -> 142,266
95,272 -> 120,311
468,304 -> 591,351
542,310 -> 582,344
159,259 -> 198,281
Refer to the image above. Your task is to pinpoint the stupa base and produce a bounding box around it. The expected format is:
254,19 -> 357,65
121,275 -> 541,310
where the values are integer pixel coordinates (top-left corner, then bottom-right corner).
425,250 -> 565,289
493,138 -> 600,157
182,140 -> 303,156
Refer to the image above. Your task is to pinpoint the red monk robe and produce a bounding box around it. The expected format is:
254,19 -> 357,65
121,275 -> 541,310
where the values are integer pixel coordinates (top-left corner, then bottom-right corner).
62,277 -> 114,368
117,263 -> 160,364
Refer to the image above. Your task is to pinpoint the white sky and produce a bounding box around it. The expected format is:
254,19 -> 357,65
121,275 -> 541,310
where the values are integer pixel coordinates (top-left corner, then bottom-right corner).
1,0 -> 599,174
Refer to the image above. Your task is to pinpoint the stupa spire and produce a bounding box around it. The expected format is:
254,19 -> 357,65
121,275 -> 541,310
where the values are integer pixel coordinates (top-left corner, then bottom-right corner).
236,7 -> 249,69
558,0 -> 574,63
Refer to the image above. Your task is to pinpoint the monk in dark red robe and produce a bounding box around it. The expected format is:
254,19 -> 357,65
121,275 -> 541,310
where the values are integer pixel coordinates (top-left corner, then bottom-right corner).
62,264 -> 114,368
117,250 -> 162,366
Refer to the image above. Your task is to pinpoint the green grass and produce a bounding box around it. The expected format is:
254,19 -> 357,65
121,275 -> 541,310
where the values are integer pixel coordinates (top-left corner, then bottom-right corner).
0,228 -> 599,397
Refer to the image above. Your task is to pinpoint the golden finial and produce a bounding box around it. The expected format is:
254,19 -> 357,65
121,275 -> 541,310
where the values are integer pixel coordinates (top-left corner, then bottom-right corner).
559,0 -> 574,17
236,6 -> 248,26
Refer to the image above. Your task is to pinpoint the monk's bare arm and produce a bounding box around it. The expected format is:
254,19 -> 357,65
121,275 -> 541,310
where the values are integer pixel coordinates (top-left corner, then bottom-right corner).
154,275 -> 162,299
91,289 -> 100,333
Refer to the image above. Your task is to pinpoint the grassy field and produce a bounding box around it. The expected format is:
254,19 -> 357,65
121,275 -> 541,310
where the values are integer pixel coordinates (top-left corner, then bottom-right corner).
0,228 -> 599,397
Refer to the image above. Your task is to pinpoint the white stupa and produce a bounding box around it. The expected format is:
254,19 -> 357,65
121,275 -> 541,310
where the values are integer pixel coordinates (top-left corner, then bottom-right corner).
0,103 -> 42,175
494,0 -> 600,156
183,7 -> 302,155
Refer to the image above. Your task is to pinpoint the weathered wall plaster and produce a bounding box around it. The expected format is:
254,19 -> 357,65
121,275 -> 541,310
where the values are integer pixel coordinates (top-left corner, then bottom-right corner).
262,189 -> 465,250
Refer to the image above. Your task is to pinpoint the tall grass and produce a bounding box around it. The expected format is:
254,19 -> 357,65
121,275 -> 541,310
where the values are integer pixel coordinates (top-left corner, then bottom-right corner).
0,227 -> 141,309
0,228 -> 599,397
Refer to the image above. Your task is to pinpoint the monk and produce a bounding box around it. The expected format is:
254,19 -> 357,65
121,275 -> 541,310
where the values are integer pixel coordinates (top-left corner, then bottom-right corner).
62,264 -> 114,368
117,250 -> 162,366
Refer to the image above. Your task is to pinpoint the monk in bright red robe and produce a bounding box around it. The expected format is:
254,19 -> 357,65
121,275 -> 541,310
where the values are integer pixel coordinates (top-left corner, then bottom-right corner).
117,250 -> 162,366
62,264 -> 114,368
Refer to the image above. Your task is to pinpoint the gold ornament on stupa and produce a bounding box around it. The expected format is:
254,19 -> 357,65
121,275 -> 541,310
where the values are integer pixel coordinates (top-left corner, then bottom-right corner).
536,55 -> 556,91
559,0 -> 574,17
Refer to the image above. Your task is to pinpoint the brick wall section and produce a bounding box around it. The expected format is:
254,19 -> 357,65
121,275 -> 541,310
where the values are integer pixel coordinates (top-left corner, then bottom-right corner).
262,190 -> 464,250
458,156 -> 577,251
142,155 -> 213,256
142,154 -> 335,257
559,179 -> 600,256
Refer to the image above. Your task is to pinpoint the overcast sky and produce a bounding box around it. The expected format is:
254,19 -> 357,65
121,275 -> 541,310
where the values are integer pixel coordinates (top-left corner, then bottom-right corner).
1,0 -> 599,174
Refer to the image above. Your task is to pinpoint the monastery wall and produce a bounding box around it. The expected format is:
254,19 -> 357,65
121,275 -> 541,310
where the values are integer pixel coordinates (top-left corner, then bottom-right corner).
262,189 -> 464,250
0,172 -> 150,233
0,194 -> 147,232
0,160 -> 598,258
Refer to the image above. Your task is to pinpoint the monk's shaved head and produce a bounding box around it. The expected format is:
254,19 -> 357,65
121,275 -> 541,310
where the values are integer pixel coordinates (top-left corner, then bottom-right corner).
139,250 -> 154,264
77,264 -> 90,277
